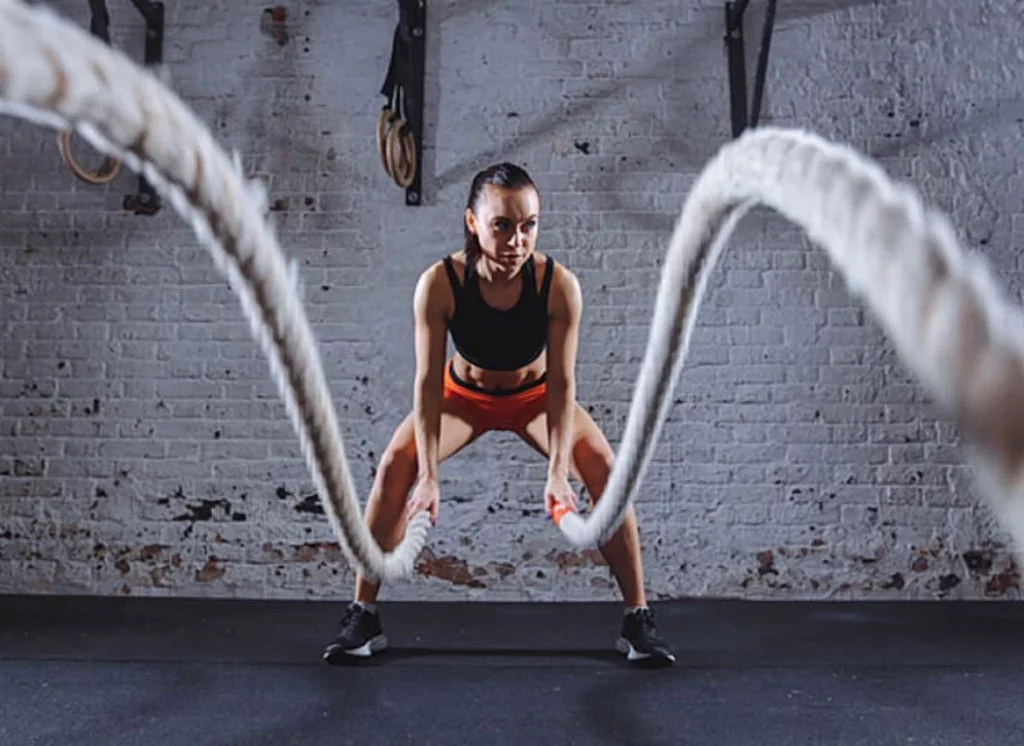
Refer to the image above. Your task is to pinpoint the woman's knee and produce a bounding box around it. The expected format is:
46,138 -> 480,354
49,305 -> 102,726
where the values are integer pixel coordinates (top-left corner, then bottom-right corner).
576,443 -> 617,505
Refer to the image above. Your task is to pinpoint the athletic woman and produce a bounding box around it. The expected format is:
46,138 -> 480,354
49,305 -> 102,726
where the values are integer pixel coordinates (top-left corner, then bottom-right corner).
323,163 -> 675,667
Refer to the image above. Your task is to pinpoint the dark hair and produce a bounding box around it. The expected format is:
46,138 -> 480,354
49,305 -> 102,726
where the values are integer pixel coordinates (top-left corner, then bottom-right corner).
463,162 -> 537,264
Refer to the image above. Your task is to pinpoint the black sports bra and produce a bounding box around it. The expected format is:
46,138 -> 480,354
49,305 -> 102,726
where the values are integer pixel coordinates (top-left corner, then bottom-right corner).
442,254 -> 555,371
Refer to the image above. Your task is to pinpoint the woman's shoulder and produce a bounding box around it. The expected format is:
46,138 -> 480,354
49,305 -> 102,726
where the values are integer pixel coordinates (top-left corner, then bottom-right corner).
535,253 -> 581,314
440,250 -> 467,284
416,250 -> 467,299
418,250 -> 465,275
532,250 -> 557,276
413,252 -> 463,317
533,251 -> 576,286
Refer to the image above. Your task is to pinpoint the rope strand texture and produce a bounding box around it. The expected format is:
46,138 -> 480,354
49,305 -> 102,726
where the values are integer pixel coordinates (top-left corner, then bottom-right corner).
556,126 -> 1024,566
0,0 -> 428,583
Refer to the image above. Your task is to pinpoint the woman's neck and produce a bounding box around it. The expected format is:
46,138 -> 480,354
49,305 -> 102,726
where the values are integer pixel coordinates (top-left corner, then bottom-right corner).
472,253 -> 529,288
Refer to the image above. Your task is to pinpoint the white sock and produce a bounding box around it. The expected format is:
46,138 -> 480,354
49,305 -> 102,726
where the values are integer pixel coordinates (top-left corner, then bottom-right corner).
624,605 -> 648,616
354,601 -> 378,614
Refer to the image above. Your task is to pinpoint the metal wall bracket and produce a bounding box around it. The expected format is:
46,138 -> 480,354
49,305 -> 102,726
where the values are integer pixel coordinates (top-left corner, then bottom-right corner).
724,0 -> 777,138
377,0 -> 425,205
121,0 -> 165,216
85,0 -> 165,215
87,0 -> 112,44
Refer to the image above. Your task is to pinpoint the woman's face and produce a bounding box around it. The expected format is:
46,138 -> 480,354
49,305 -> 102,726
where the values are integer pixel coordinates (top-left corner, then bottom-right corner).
466,183 -> 540,276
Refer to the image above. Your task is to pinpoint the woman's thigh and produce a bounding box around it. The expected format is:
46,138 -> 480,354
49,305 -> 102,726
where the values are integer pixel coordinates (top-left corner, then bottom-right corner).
517,403 -> 617,502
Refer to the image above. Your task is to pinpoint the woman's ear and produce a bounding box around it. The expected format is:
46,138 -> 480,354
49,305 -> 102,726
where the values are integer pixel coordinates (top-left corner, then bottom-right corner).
464,208 -> 478,236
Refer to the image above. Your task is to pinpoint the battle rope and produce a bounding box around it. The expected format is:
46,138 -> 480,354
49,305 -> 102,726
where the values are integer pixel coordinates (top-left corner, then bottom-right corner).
556,128 -> 1024,565
3,0 -> 1024,579
0,0 -> 428,583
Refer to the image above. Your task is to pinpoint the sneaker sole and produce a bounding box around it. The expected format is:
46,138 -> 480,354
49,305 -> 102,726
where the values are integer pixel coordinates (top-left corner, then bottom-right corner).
615,637 -> 676,666
323,633 -> 388,663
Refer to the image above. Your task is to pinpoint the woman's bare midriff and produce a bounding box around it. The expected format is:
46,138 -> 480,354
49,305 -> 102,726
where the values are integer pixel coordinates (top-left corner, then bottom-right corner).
450,351 -> 547,392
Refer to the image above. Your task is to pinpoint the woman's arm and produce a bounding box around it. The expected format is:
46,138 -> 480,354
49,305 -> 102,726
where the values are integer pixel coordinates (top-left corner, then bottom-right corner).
411,264 -> 450,483
545,263 -> 583,481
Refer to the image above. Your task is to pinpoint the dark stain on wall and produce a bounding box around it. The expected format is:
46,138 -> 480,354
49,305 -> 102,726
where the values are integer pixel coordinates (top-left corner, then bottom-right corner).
173,498 -> 233,523
757,550 -> 777,576
260,6 -> 290,46
195,556 -> 226,582
295,494 -> 324,515
416,548 -> 486,588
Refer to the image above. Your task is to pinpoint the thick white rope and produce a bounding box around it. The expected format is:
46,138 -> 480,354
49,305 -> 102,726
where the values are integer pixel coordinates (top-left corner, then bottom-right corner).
557,127 -> 1024,567
0,0 -> 429,583
5,0 -> 1024,581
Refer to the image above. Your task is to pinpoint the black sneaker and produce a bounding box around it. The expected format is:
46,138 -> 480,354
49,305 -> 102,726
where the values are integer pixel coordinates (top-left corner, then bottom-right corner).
616,607 -> 676,667
322,602 -> 388,663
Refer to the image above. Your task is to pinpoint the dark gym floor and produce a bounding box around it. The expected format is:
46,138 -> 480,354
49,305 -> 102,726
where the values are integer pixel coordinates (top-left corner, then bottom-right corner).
1,594 -> 1022,745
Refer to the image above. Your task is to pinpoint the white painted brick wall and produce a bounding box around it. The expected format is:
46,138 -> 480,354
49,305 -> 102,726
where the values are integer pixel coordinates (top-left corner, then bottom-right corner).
1,0 -> 1023,602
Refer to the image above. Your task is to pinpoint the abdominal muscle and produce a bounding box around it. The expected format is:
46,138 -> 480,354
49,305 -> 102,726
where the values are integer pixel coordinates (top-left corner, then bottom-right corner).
450,350 -> 548,392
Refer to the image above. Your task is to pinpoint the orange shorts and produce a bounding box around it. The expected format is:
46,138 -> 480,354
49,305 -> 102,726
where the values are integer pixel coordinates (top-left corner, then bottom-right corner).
443,359 -> 547,434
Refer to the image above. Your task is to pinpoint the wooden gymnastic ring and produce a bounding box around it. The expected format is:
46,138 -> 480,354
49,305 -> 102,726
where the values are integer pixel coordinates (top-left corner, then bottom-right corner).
376,106 -> 394,177
385,124 -> 411,187
57,128 -> 121,185
397,128 -> 417,187
385,123 -> 416,188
